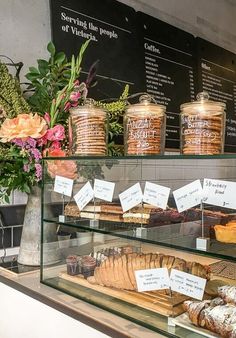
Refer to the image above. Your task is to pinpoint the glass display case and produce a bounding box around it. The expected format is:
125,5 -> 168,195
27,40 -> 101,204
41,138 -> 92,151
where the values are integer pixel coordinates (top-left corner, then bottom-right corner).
41,155 -> 236,338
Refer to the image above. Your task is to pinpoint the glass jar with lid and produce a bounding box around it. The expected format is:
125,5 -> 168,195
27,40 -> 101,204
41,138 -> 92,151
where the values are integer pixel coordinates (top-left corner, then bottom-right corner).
180,92 -> 226,155
124,94 -> 166,155
69,99 -> 107,156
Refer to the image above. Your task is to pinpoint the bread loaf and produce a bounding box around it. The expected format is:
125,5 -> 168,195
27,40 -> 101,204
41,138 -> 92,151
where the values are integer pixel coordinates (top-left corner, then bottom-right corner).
90,253 -> 210,290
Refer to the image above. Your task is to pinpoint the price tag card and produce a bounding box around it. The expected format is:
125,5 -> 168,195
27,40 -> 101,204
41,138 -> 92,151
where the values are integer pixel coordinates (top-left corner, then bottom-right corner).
143,182 -> 170,210
54,175 -> 74,197
135,268 -> 170,292
173,180 -> 203,212
74,182 -> 94,211
170,269 -> 206,300
94,179 -> 115,202
119,183 -> 143,212
203,178 -> 236,209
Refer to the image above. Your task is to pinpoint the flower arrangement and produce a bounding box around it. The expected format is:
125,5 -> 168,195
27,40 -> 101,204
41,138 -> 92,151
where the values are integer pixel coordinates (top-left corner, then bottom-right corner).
0,40 -> 89,202
0,39 -> 130,202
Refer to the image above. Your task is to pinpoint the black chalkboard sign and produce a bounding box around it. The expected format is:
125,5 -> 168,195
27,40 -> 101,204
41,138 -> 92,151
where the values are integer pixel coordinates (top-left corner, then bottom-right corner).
50,0 -> 143,100
137,12 -> 196,150
196,38 -> 236,153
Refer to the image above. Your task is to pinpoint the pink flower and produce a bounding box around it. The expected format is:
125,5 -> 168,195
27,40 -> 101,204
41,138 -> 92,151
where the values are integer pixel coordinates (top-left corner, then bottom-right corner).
44,112 -> 50,125
30,148 -> 42,162
70,91 -> 81,102
12,138 -> 26,147
51,141 -> 61,149
37,134 -> 48,146
26,137 -> 36,148
64,101 -> 71,112
46,125 -> 65,141
23,164 -> 30,172
35,163 -> 42,181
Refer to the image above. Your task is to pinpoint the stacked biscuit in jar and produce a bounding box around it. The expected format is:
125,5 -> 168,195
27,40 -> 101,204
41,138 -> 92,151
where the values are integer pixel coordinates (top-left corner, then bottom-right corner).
68,92 -> 226,156
124,95 -> 166,156
69,99 -> 107,156
180,92 -> 226,155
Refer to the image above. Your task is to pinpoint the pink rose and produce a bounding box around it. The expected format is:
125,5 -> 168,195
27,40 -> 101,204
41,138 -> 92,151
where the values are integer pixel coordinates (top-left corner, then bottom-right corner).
46,125 -> 65,141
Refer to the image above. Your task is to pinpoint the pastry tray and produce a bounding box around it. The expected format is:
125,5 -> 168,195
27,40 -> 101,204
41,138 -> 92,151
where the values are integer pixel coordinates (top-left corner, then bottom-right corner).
173,313 -> 219,338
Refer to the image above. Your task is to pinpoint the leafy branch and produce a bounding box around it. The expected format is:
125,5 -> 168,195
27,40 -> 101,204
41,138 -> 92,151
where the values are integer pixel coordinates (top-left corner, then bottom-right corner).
25,40 -> 89,120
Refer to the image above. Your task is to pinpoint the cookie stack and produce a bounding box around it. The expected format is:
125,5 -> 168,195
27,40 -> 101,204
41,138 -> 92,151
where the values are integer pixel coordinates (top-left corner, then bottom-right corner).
126,115 -> 163,155
181,114 -> 224,154
180,92 -> 226,155
71,114 -> 107,155
124,95 -> 166,156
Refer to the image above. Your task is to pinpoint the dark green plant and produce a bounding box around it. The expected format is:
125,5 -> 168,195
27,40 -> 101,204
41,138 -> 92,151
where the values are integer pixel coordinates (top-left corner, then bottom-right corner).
25,42 -> 83,117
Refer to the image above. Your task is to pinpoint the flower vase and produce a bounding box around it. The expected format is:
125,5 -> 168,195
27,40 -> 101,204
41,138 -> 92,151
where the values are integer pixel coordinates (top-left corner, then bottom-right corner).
17,186 -> 58,266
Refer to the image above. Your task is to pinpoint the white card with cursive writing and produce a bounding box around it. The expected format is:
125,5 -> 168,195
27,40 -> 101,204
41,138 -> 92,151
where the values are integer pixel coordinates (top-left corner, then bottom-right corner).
54,175 -> 74,197
94,179 -> 115,202
135,268 -> 170,292
173,180 -> 203,212
170,269 -> 206,300
143,182 -> 170,210
74,182 -> 94,211
119,183 -> 143,212
203,178 -> 236,210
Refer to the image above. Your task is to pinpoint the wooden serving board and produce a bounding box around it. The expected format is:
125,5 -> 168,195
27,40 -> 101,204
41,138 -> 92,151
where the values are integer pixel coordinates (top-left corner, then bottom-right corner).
59,272 -> 188,317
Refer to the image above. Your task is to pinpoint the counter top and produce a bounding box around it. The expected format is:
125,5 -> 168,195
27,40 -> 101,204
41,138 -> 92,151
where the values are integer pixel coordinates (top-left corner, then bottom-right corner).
0,266 -> 166,338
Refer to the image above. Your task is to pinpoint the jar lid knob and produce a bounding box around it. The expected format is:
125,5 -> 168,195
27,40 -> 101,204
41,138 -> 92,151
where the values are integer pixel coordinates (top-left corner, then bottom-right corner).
139,94 -> 155,104
196,91 -> 209,102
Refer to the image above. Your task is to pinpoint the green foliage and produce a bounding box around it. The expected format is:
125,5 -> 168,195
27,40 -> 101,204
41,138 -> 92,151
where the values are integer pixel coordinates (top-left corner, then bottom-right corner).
0,62 -> 30,118
25,42 -> 68,115
25,40 -> 88,119
49,40 -> 90,128
95,85 -> 129,156
0,146 -> 37,202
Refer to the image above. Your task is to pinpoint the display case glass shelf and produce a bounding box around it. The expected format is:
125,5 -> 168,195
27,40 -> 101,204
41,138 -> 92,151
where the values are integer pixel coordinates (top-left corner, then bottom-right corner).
41,156 -> 236,337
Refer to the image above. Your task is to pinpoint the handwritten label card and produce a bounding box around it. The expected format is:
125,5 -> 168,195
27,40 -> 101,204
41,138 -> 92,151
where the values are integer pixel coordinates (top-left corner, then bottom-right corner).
94,179 -> 115,202
143,182 -> 170,210
203,178 -> 236,209
54,175 -> 74,197
119,183 -> 143,212
135,268 -> 170,292
173,180 -> 203,212
74,182 -> 94,211
170,269 -> 206,300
